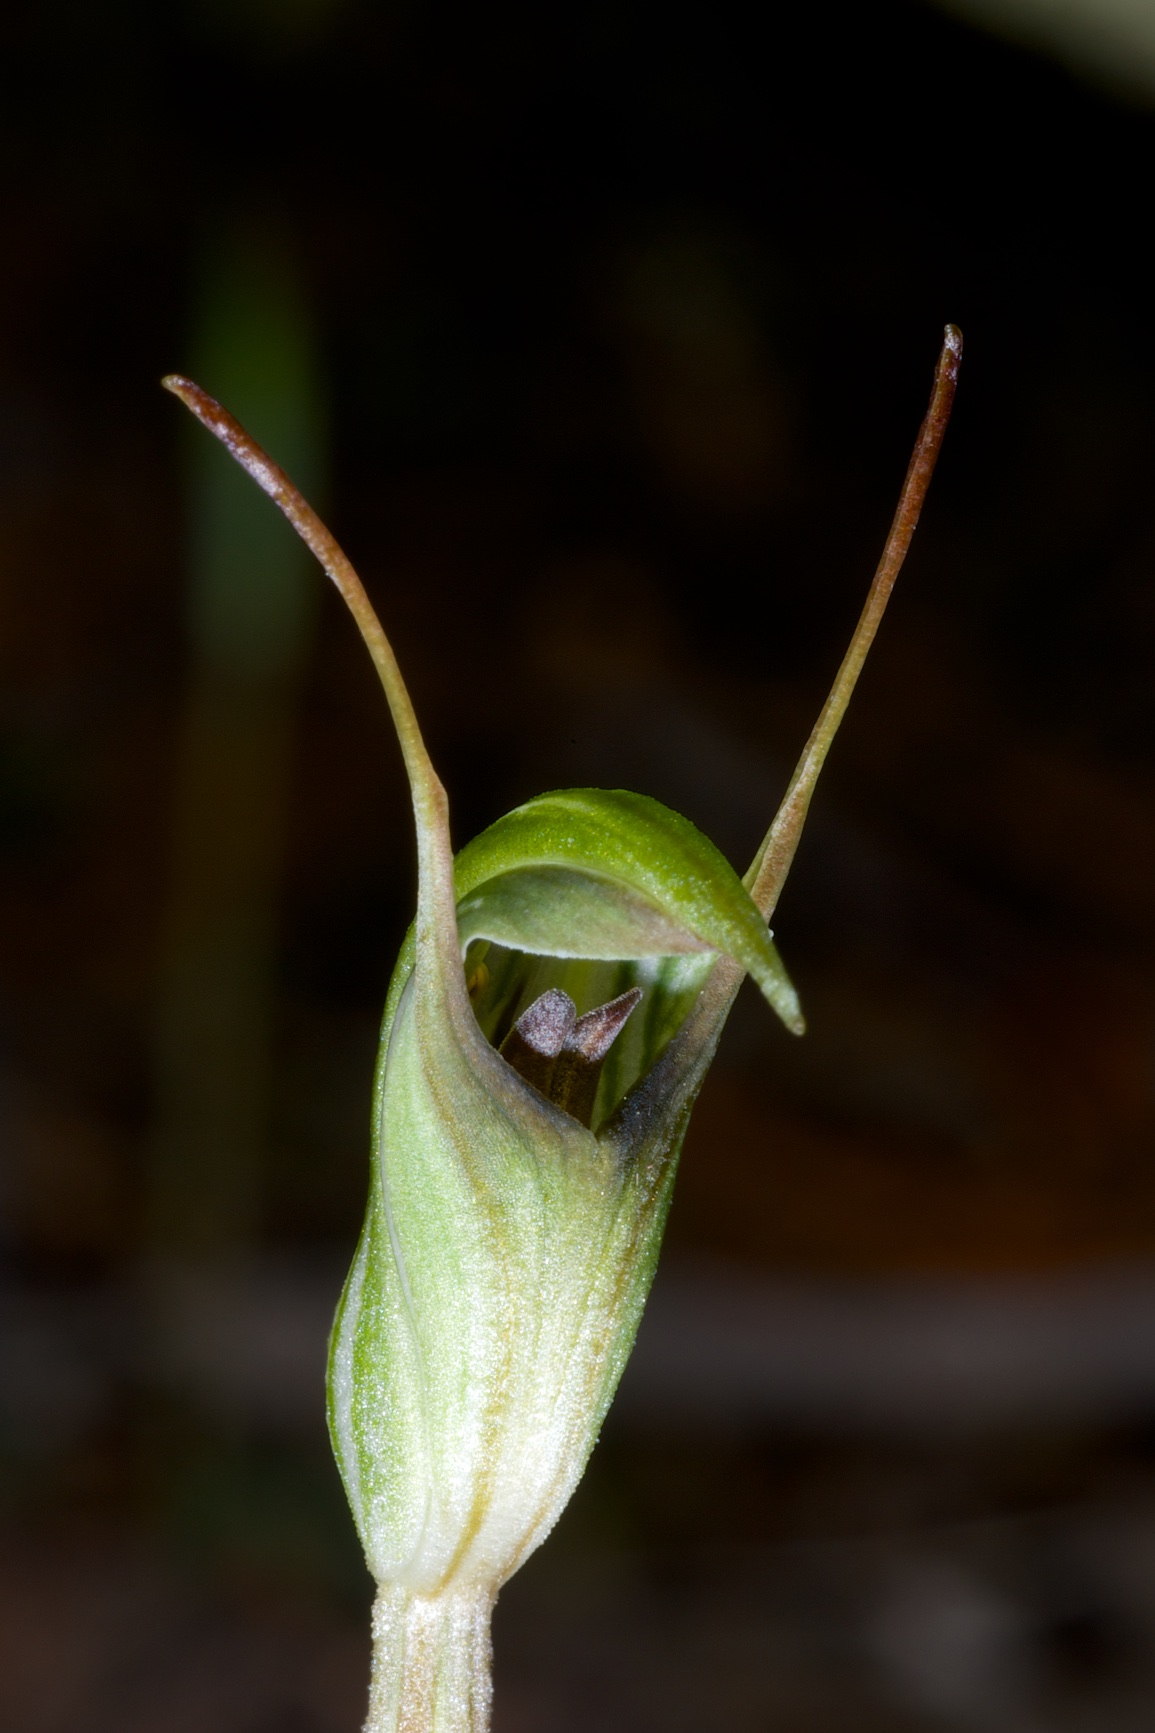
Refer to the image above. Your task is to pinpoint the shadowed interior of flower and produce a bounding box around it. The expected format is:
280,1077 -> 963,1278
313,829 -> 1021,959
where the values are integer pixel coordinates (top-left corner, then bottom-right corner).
495,982 -> 642,1127
161,325 -> 961,1733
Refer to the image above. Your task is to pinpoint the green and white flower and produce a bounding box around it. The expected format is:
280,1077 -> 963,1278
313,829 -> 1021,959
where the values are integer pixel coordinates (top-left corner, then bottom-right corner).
164,324 -> 959,1733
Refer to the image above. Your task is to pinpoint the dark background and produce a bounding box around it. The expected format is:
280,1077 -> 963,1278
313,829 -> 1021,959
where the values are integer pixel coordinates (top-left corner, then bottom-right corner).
5,0 -> 1155,1728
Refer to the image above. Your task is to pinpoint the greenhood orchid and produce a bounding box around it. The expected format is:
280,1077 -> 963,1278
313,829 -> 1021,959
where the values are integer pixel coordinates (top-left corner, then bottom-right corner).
163,323 -> 960,1733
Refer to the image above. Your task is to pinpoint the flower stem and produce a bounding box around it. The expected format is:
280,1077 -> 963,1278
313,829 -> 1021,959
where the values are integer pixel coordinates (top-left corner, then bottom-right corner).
745,324 -> 962,919
366,1584 -> 495,1733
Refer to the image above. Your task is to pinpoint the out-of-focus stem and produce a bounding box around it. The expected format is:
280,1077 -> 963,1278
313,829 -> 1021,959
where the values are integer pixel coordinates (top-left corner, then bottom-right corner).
150,237 -> 322,1258
746,324 -> 962,920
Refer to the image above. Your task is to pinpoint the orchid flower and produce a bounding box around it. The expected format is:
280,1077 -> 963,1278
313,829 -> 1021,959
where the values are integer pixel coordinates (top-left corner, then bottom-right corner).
164,323 -> 960,1733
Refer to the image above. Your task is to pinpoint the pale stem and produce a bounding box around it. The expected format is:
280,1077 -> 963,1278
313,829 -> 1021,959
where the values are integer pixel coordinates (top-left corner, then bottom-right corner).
161,376 -> 460,954
745,324 -> 962,919
366,1583 -> 494,1733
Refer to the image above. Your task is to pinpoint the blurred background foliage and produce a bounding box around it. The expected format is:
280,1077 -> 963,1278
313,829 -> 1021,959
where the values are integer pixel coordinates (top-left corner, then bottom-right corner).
6,0 -> 1155,1728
